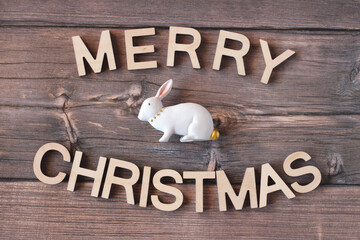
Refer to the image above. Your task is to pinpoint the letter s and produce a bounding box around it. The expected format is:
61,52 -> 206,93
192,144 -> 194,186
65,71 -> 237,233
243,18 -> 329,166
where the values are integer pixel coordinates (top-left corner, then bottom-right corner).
283,151 -> 322,193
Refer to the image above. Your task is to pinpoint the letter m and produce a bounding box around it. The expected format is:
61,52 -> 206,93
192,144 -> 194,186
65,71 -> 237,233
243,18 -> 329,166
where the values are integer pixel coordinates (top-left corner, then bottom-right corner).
72,30 -> 116,76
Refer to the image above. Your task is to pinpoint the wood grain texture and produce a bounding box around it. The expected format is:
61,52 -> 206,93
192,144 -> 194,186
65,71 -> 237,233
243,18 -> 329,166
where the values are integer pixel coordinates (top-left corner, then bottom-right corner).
1,0 -> 360,30
0,182 -> 359,239
1,27 -> 360,115
0,106 -> 358,184
1,1 -> 359,238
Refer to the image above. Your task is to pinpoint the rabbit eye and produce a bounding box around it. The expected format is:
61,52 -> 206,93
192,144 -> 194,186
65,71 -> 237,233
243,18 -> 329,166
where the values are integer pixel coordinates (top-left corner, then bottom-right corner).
148,103 -> 151,106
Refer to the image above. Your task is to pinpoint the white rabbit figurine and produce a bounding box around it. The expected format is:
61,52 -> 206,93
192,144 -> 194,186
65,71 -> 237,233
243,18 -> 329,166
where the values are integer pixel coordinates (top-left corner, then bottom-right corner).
138,79 -> 220,142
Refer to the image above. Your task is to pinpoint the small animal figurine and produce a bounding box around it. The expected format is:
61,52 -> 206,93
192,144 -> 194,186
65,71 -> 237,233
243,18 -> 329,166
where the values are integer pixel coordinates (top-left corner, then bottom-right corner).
138,79 -> 220,142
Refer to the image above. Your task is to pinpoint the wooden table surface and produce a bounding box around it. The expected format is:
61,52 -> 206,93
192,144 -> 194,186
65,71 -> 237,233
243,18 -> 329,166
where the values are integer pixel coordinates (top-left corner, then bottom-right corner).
1,0 -> 359,239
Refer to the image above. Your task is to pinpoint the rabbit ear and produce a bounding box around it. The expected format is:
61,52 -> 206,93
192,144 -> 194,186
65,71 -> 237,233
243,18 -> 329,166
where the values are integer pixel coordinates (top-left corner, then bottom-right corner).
155,79 -> 173,100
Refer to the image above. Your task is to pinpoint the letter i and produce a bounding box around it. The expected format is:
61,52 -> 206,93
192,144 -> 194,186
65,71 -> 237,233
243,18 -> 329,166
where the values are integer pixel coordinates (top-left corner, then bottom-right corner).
139,166 -> 152,207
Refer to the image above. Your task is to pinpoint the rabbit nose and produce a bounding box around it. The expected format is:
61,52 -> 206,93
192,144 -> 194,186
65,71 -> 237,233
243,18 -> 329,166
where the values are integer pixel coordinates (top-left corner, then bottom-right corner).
137,112 -> 145,121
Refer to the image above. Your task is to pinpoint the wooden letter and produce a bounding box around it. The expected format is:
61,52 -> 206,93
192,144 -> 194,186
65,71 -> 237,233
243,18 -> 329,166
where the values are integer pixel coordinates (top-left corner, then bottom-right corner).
183,171 -> 215,212
259,163 -> 295,208
151,169 -> 183,211
72,30 -> 116,76
216,168 -> 258,211
33,142 -> 71,185
67,151 -> 107,197
212,30 -> 250,75
283,151 -> 322,193
125,28 -> 157,70
101,158 -> 140,205
259,39 -> 295,84
139,166 -> 151,207
167,26 -> 201,69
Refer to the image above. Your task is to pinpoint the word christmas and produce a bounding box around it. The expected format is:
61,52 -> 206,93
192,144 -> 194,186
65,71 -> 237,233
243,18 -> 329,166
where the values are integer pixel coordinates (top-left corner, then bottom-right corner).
72,26 -> 295,84
34,143 -> 321,212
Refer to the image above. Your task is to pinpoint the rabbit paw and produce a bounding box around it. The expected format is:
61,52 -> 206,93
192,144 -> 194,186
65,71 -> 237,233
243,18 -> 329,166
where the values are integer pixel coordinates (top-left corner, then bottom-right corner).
159,134 -> 171,142
180,135 -> 195,142
159,137 -> 169,142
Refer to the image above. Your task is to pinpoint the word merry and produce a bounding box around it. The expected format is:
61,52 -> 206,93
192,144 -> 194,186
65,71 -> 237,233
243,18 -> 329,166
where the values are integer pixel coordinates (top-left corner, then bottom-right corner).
72,27 -> 295,84
34,143 -> 321,212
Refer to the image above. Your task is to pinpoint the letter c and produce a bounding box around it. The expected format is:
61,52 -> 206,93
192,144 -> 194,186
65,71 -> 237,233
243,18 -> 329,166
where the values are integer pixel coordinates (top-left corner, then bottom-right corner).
33,143 -> 71,185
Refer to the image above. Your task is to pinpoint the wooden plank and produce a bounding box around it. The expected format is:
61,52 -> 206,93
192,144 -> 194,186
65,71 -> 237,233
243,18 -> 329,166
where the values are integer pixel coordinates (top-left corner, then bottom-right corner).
1,106 -> 359,184
1,0 -> 360,30
1,27 -> 360,115
0,106 -> 71,179
0,182 -> 359,239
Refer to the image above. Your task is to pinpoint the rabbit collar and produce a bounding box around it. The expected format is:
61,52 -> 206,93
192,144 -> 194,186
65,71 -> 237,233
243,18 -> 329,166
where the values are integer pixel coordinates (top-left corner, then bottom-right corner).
150,107 -> 165,123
